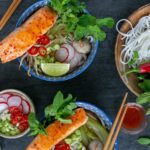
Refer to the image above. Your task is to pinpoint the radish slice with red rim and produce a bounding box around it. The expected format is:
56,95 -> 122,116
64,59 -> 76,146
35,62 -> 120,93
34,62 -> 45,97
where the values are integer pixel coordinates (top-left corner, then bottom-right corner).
0,102 -> 8,113
19,104 -> 23,111
0,93 -> 11,101
69,51 -> 83,69
7,96 -> 22,107
55,47 -> 69,62
62,44 -> 75,62
0,97 -> 7,103
22,100 -> 30,114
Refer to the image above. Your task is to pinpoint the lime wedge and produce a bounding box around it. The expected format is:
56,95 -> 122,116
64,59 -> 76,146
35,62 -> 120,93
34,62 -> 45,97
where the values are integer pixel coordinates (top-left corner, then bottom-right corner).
41,63 -> 70,77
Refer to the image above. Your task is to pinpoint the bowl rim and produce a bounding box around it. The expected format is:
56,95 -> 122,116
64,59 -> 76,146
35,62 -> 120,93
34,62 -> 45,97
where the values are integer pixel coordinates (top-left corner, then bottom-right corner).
16,0 -> 99,82
76,101 -> 118,150
115,4 -> 150,96
0,89 -> 35,139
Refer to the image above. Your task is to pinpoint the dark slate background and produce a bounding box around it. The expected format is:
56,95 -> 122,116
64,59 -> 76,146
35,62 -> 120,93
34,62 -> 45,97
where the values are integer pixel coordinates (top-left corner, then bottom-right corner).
0,0 -> 150,150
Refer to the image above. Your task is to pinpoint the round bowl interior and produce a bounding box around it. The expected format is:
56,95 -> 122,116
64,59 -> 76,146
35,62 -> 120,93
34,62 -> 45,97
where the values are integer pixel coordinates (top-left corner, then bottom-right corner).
77,102 -> 118,150
0,89 -> 35,139
16,0 -> 99,82
115,4 -> 150,96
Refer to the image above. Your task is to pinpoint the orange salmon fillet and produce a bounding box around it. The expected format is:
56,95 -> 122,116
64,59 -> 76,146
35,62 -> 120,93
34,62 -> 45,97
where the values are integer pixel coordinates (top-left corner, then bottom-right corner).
0,7 -> 57,63
26,108 -> 88,150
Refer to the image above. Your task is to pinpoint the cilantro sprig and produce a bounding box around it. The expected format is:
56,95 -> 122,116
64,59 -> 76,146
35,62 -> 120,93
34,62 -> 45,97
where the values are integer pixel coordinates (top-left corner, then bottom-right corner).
48,0 -> 114,41
28,91 -> 77,136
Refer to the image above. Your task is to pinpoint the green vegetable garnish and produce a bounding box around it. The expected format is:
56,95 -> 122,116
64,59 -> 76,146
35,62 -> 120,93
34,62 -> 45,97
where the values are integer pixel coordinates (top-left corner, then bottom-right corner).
48,0 -> 114,41
28,91 -> 77,136
128,51 -> 139,66
137,137 -> 150,147
138,79 -> 150,92
136,92 -> 150,115
45,91 -> 77,124
28,113 -> 47,136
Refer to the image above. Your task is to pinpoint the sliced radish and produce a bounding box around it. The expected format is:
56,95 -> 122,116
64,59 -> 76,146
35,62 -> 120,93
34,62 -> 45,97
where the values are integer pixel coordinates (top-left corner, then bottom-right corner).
0,93 -> 11,101
69,51 -> 83,69
62,44 -> 75,62
55,47 -> 69,62
22,100 -> 30,114
7,96 -> 22,107
0,97 -> 7,103
0,102 -> 8,113
19,104 -> 23,111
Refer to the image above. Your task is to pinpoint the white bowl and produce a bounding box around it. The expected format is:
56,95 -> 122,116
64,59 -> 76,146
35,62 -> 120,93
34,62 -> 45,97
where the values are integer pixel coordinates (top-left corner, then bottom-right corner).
0,89 -> 35,139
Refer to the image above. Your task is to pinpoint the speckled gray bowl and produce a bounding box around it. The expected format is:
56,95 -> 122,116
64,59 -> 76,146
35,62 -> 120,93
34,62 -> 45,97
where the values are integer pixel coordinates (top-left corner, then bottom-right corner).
77,102 -> 118,150
0,89 -> 35,139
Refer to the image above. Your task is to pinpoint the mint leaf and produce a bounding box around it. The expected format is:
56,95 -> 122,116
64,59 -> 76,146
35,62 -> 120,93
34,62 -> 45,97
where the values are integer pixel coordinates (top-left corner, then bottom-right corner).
28,113 -> 40,128
28,113 -> 47,136
44,91 -> 77,124
52,91 -> 64,111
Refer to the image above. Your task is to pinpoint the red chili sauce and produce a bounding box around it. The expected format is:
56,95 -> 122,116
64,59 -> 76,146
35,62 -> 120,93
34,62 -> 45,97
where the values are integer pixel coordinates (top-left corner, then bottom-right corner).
123,105 -> 145,130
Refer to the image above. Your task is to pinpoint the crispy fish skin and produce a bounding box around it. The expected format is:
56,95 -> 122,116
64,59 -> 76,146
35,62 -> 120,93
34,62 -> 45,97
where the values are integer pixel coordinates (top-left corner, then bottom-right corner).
0,7 -> 57,63
26,108 -> 88,150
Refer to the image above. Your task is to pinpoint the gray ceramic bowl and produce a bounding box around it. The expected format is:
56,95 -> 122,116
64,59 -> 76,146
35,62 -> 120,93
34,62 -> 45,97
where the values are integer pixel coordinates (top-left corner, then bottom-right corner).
0,89 -> 35,139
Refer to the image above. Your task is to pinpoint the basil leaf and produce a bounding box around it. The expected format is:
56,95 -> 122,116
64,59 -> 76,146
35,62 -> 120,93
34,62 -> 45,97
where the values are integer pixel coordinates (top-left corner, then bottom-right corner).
138,80 -> 150,92
136,92 -> 150,104
137,137 -> 150,145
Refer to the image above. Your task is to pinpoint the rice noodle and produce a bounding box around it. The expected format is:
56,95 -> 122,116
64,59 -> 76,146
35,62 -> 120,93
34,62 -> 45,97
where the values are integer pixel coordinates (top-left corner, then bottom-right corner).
116,16 -> 150,67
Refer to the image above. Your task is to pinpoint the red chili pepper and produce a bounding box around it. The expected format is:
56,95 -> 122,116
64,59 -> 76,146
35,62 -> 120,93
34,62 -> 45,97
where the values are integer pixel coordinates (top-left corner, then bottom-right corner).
28,46 -> 39,56
126,62 -> 150,75
19,122 -> 29,132
36,35 -> 50,45
38,46 -> 47,57
54,141 -> 70,150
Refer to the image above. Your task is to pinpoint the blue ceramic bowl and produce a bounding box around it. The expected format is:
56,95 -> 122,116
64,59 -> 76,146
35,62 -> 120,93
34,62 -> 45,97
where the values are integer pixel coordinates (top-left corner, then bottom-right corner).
16,0 -> 99,82
77,102 -> 118,150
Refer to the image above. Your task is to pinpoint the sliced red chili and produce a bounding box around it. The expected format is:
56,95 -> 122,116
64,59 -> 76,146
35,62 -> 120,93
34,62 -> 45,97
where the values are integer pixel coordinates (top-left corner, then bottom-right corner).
19,122 -> 29,132
38,46 -> 47,57
55,141 -> 70,150
36,35 -> 50,45
9,106 -> 23,115
28,46 -> 39,56
20,115 -> 28,124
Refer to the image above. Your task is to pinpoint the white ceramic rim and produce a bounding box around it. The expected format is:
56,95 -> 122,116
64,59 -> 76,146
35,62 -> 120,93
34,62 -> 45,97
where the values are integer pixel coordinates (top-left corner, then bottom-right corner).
0,89 -> 35,139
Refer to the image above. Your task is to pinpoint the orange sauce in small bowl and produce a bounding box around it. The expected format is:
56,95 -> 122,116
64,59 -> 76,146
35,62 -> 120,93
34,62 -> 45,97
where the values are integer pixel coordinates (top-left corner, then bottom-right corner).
122,103 -> 147,134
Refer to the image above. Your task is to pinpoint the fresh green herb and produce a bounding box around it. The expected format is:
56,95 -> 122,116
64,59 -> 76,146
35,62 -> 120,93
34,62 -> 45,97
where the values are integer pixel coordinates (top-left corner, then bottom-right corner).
48,0 -> 114,41
45,91 -> 77,124
28,91 -> 77,136
137,137 -> 150,147
136,92 -> 150,115
28,113 -> 47,136
128,51 -> 139,66
138,79 -> 150,92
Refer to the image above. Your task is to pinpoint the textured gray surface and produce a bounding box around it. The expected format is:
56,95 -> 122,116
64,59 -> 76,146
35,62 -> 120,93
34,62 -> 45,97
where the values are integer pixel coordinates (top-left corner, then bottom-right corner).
0,0 -> 150,150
